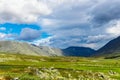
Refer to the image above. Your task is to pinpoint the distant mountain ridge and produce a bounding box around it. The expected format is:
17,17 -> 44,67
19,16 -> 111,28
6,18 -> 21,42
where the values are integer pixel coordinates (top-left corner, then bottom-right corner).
0,41 -> 96,57
0,41 -> 63,56
62,46 -> 95,57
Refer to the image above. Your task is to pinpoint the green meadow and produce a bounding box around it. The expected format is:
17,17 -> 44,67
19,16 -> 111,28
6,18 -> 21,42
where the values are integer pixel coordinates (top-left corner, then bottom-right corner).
0,53 -> 120,80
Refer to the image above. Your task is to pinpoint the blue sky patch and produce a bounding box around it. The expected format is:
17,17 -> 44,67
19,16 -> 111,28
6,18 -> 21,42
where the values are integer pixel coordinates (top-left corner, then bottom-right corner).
0,23 -> 41,34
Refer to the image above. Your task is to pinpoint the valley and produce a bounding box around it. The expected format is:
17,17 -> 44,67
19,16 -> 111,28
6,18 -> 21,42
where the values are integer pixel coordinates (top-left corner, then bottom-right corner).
0,37 -> 120,80
0,53 -> 120,80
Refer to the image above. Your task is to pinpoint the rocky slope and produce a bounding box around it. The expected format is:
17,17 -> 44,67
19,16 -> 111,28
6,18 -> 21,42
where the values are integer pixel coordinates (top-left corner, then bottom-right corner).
0,41 -> 63,56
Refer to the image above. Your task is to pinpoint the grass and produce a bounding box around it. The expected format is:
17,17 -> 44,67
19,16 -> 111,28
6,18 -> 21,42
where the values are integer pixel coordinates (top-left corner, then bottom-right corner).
0,53 -> 120,80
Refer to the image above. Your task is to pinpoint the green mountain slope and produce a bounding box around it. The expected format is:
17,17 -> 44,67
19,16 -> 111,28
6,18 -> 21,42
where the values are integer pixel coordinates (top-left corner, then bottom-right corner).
95,36 -> 120,58
62,46 -> 95,57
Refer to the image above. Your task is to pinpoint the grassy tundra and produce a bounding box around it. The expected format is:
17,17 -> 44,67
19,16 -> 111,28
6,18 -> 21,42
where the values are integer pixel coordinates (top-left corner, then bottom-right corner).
0,53 -> 120,80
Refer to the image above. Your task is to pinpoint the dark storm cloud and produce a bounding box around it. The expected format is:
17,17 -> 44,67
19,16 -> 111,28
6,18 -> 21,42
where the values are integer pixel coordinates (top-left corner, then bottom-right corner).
91,0 -> 120,26
17,28 -> 40,41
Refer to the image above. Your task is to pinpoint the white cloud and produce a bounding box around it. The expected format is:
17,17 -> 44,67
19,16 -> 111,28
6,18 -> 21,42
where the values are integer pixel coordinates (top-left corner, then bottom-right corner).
0,0 -> 52,23
81,43 -> 97,49
86,35 -> 110,43
0,27 -> 6,31
0,33 -> 12,40
33,36 -> 53,46
106,20 -> 120,36
0,33 -> 6,39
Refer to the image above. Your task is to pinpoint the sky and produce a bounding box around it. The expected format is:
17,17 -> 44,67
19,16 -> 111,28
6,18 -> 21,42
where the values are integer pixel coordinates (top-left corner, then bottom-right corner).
0,0 -> 120,50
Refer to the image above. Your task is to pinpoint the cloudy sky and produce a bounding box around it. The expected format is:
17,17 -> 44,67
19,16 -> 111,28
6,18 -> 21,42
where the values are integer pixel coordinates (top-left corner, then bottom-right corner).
0,0 -> 120,50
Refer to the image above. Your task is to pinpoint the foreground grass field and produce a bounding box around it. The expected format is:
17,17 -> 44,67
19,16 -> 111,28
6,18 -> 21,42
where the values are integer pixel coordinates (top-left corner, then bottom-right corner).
0,53 -> 120,80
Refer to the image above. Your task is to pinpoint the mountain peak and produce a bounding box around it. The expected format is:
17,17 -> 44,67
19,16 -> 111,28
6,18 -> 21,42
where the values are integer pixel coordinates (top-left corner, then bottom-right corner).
95,36 -> 120,57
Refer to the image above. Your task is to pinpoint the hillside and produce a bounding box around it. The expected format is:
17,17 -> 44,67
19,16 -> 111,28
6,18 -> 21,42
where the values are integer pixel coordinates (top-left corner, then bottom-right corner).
95,36 -> 120,58
0,41 -> 63,56
62,46 -> 95,57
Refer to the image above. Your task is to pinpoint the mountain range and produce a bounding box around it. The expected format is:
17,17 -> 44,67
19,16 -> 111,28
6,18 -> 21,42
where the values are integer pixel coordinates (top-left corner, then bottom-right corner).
0,41 -> 63,56
0,36 -> 120,57
0,41 -> 95,57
